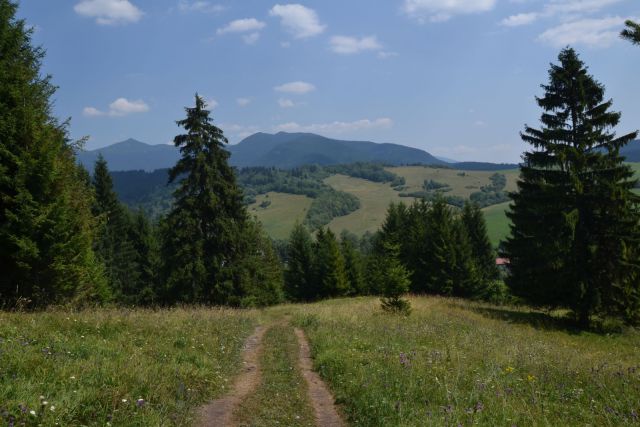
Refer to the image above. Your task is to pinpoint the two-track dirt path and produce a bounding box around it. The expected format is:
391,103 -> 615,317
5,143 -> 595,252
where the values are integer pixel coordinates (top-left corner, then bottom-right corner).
295,327 -> 345,427
196,325 -> 267,427
196,321 -> 345,427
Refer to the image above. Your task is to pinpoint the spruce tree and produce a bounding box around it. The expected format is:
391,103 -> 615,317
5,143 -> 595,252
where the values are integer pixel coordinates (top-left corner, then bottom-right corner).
313,228 -> 349,299
504,48 -> 640,326
234,218 -> 284,307
340,231 -> 364,295
127,210 -> 160,305
0,1 -> 106,307
422,198 -> 458,295
284,222 -> 315,301
378,242 -> 412,315
92,155 -> 137,302
621,20 -> 640,45
461,202 -> 499,289
161,95 -> 248,304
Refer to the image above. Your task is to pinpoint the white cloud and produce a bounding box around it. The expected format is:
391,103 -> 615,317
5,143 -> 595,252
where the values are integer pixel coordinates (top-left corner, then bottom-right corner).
329,35 -> 382,55
205,98 -> 218,109
74,0 -> 142,25
109,98 -> 149,115
84,98 -> 149,117
501,12 -> 539,27
177,0 -> 224,13
402,0 -> 497,22
474,120 -> 487,127
538,16 -> 629,48
83,106 -> 105,117
269,4 -> 325,39
274,118 -> 393,134
502,0 -> 624,28
278,98 -> 295,108
236,97 -> 251,107
242,32 -> 261,44
377,51 -> 399,59
274,81 -> 315,94
217,18 -> 266,34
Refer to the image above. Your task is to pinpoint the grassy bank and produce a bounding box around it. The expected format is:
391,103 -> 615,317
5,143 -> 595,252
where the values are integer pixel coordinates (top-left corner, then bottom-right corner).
0,307 -> 258,426
293,297 -> 640,426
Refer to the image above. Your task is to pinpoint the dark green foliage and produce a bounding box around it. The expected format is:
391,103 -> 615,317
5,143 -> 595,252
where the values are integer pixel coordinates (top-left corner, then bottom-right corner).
0,1 -> 107,307
284,223 -> 315,301
233,218 -> 284,307
326,162 -> 405,186
376,198 -> 495,300
504,48 -> 640,326
424,179 -> 450,191
161,95 -> 250,305
127,210 -> 160,305
312,228 -> 350,299
304,189 -> 360,230
340,231 -> 365,294
92,156 -> 139,302
376,242 -> 412,315
461,203 -> 500,288
621,20 -> 640,45
468,173 -> 510,207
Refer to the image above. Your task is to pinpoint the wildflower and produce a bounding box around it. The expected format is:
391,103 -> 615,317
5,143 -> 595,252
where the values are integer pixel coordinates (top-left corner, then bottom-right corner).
527,374 -> 536,382
505,366 -> 514,374
136,399 -> 145,408
69,376 -> 76,380
42,401 -> 48,406
122,399 -> 128,403
29,410 -> 36,416
50,406 -> 55,412
475,401 -> 484,412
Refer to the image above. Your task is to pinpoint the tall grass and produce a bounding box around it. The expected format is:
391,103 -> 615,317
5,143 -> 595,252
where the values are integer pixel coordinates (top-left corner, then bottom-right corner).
294,297 -> 640,426
0,307 -> 258,426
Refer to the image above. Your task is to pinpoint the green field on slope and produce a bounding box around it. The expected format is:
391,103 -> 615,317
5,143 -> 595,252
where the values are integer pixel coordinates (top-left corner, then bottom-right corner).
248,192 -> 313,240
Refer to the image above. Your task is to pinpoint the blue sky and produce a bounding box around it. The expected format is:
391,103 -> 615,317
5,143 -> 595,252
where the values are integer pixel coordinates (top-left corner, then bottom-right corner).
17,0 -> 640,162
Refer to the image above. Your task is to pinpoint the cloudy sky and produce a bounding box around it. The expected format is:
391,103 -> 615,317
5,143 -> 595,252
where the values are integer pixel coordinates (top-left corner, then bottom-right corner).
18,0 -> 640,162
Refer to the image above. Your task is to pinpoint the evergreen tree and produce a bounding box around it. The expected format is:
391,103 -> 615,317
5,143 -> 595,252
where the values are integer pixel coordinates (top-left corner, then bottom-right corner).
504,48 -> 640,326
378,242 -> 412,315
340,231 -> 364,295
461,202 -> 499,291
161,95 -> 248,305
234,218 -> 284,307
450,217 -> 482,298
421,198 -> 458,295
284,222 -> 315,301
92,155 -> 137,302
127,210 -> 160,305
0,1 -> 106,307
621,20 -> 640,45
313,228 -> 349,299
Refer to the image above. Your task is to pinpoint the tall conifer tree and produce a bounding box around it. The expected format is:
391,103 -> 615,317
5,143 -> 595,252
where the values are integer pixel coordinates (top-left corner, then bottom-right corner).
621,20 -> 640,45
313,228 -> 349,299
284,222 -> 315,301
161,95 -> 248,304
505,48 -> 640,326
461,202 -> 499,287
0,1 -> 106,306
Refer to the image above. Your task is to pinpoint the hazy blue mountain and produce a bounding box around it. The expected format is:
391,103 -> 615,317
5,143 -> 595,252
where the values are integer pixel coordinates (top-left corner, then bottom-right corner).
227,132 -> 446,168
77,138 -> 180,171
621,140 -> 640,162
78,133 -> 525,172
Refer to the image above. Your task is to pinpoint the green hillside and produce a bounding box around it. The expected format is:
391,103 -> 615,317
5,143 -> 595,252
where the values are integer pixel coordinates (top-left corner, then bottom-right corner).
248,192 -> 313,240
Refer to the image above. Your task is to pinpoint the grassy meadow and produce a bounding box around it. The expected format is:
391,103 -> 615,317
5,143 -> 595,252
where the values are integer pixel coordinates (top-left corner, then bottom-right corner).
0,308 -> 258,426
2,298 -> 639,426
482,201 -> 511,247
248,192 -> 313,239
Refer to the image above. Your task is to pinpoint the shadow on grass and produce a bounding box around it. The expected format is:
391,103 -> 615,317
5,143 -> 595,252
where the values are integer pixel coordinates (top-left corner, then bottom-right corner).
466,305 -> 617,335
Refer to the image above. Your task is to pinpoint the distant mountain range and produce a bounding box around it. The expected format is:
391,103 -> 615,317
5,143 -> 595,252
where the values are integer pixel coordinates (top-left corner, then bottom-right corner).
77,132 -> 524,172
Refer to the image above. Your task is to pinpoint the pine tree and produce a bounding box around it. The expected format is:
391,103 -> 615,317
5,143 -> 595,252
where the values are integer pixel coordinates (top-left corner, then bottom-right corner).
313,228 -> 349,299
461,202 -> 499,293
504,48 -> 640,326
0,1 -> 107,307
161,95 -> 248,305
284,222 -> 315,301
340,231 -> 364,295
234,218 -> 284,307
127,210 -> 160,305
92,155 -> 137,302
450,217 -> 482,298
378,242 -> 412,315
422,198 -> 458,295
621,20 -> 640,45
